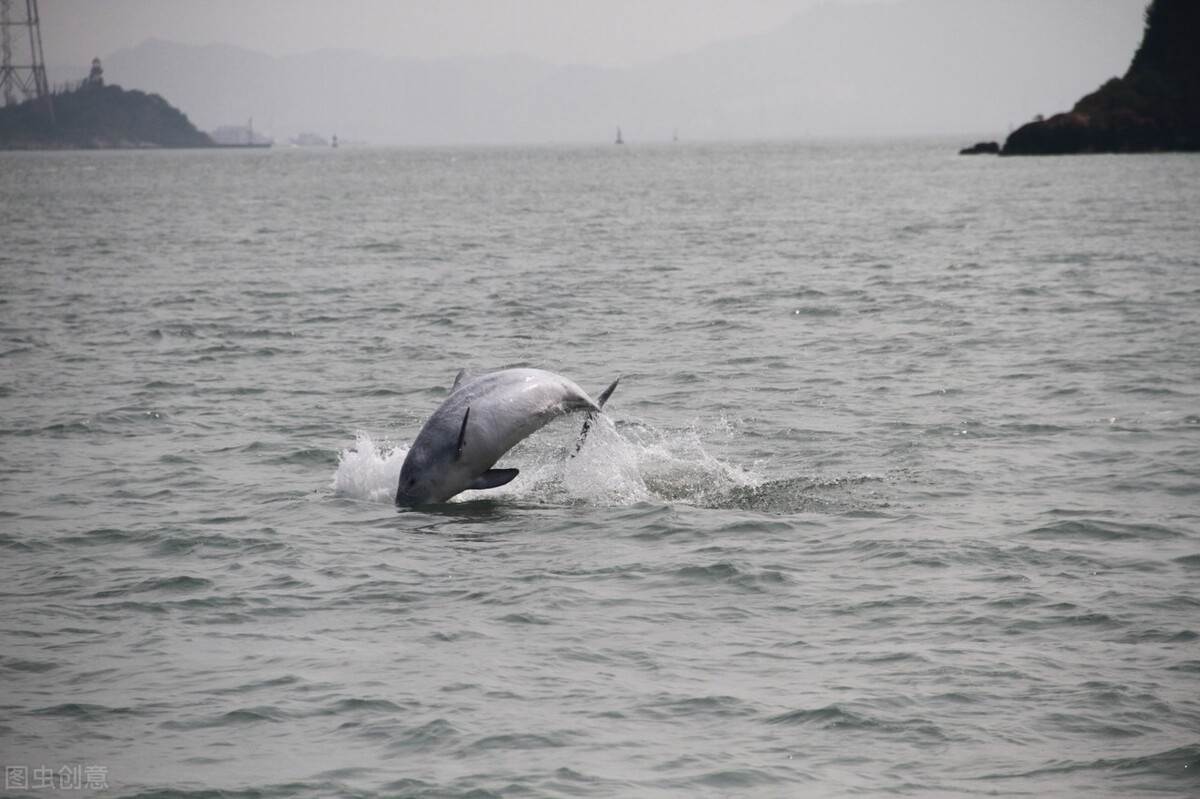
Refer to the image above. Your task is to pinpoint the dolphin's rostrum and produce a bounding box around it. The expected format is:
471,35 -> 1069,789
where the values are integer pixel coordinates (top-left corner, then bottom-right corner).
395,368 -> 619,506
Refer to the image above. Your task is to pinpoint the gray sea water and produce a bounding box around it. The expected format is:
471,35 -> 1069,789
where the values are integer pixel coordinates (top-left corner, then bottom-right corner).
1,140 -> 1199,798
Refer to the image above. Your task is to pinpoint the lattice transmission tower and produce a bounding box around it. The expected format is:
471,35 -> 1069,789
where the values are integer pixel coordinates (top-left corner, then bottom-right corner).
0,0 -> 49,107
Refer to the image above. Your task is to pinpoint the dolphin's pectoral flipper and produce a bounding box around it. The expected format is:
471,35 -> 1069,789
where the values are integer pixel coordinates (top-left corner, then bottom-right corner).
469,468 -> 519,491
456,407 -> 470,459
574,376 -> 621,454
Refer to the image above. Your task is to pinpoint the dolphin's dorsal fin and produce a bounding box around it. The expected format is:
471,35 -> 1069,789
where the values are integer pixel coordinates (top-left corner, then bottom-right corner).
451,368 -> 488,392
456,406 -> 470,459
469,468 -> 519,491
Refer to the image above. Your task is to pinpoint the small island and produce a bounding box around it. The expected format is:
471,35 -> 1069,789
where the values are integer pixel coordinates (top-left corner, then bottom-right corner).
1000,0 -> 1200,155
959,141 -> 1000,155
0,58 -> 212,149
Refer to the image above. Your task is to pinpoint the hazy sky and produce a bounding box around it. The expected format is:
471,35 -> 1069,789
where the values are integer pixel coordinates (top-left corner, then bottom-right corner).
45,0 -> 872,67
39,0 -> 1148,143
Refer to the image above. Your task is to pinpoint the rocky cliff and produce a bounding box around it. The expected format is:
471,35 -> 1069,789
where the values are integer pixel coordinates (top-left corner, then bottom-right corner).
1002,0 -> 1200,155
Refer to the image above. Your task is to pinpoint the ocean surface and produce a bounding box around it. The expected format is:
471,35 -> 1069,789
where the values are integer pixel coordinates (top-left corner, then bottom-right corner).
1,140 -> 1198,798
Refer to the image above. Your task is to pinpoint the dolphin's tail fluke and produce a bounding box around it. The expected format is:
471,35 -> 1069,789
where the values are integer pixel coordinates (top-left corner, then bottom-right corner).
596,377 -> 620,409
575,376 -> 620,454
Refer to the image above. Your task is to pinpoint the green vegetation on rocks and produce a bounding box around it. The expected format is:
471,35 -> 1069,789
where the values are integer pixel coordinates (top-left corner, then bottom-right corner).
0,81 -> 212,149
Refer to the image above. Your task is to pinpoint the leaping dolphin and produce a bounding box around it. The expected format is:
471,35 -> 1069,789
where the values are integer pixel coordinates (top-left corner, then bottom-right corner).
395,368 -> 619,506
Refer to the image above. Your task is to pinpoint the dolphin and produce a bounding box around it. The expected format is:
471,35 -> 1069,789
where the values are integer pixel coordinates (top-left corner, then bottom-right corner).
395,368 -> 619,506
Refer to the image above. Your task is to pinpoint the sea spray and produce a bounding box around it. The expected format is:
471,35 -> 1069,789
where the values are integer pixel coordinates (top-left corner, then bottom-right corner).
332,432 -> 407,503
620,418 -> 759,503
562,415 -> 652,505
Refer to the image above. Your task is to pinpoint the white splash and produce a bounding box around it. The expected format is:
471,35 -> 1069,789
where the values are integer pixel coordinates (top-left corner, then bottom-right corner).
621,419 -> 759,502
560,416 -> 653,505
331,431 -> 407,503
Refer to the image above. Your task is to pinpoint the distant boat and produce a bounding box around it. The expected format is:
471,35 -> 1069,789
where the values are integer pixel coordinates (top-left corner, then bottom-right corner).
211,117 -> 272,148
289,132 -> 328,147
615,126 -> 624,145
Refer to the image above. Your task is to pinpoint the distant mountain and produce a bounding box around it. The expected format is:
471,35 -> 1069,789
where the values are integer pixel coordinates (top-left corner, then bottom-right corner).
1003,0 -> 1200,154
94,40 -> 565,145
75,0 -> 1144,145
